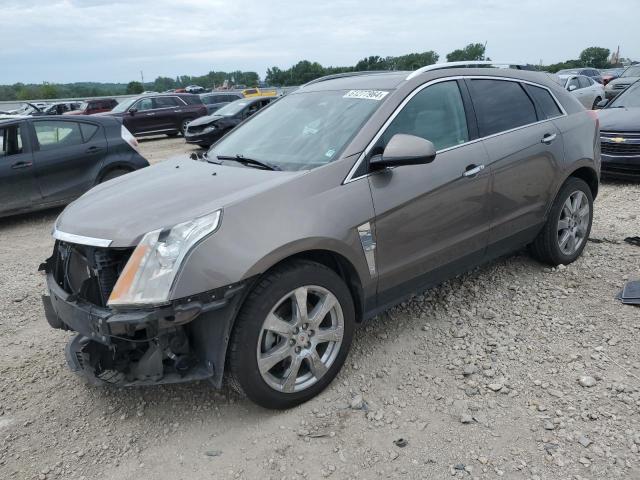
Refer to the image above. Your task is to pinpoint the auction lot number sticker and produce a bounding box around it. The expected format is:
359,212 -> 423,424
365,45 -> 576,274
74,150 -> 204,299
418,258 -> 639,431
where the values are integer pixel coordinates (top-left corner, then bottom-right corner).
343,90 -> 389,101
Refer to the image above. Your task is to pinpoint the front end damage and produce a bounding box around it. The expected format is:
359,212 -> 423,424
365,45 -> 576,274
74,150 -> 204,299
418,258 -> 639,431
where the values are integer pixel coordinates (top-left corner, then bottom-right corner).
41,241 -> 247,387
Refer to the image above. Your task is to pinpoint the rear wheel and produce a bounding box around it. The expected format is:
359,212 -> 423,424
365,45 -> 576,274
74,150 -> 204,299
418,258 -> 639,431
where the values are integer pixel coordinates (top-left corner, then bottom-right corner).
180,118 -> 194,136
100,168 -> 131,183
530,177 -> 593,265
228,260 -> 355,409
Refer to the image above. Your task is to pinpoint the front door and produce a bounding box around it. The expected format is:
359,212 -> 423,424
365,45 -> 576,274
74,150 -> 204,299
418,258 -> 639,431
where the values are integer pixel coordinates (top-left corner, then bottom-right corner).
368,80 -> 492,306
0,122 -> 39,215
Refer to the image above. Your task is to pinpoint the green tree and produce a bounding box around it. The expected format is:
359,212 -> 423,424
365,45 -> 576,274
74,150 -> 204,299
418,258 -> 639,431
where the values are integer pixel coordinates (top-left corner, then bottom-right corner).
579,47 -> 611,69
446,43 -> 486,62
40,82 -> 58,99
126,81 -> 143,94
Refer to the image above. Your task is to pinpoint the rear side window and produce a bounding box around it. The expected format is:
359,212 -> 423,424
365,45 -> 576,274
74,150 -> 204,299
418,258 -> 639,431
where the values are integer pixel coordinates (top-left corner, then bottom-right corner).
0,125 -> 23,157
181,95 -> 203,105
79,123 -> 99,141
154,97 -> 179,108
468,79 -> 537,137
381,80 -> 469,151
524,84 -> 563,119
34,121 -> 83,150
578,77 -> 591,88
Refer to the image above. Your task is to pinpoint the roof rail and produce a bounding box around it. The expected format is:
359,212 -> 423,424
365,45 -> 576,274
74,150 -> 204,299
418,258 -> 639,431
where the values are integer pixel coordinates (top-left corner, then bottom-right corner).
406,61 -> 531,80
302,70 -> 390,88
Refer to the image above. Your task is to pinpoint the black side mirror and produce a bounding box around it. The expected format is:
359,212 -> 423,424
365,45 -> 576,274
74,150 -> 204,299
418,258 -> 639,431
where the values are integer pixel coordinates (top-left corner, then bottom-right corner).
370,134 -> 436,170
128,108 -> 138,115
595,99 -> 609,109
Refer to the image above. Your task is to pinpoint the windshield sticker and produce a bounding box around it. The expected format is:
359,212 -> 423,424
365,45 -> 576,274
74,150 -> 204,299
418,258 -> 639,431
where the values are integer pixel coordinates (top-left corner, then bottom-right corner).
325,148 -> 336,158
343,90 -> 389,101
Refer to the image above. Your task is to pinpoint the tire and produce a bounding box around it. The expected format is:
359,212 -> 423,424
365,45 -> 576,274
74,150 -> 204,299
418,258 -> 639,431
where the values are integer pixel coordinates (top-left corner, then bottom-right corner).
99,168 -> 131,183
228,260 -> 355,409
530,177 -> 593,266
166,132 -> 180,138
592,97 -> 602,110
180,118 -> 194,136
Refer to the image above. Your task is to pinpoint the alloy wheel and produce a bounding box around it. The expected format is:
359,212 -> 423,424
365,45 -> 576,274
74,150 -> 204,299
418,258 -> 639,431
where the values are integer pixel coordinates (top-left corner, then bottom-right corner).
557,190 -> 590,255
257,285 -> 344,393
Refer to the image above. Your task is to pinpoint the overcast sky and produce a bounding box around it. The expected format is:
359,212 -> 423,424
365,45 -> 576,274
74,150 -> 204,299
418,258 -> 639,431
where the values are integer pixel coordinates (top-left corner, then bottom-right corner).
1,0 -> 638,85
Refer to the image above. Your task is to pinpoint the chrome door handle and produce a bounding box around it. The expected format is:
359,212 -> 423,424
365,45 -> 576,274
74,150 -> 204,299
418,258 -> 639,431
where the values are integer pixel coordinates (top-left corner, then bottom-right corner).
541,133 -> 557,144
463,164 -> 485,177
145,113 -> 156,116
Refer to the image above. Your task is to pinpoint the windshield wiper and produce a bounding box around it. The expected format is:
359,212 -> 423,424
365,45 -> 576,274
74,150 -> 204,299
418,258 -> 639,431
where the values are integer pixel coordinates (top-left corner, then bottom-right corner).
216,154 -> 280,171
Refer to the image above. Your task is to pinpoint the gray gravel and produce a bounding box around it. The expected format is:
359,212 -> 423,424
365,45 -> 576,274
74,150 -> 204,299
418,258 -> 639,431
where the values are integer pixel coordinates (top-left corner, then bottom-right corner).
1,137 -> 639,479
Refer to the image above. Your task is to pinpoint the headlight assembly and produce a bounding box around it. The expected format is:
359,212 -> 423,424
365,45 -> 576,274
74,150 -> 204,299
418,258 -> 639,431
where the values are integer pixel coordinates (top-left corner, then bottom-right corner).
108,210 -> 221,307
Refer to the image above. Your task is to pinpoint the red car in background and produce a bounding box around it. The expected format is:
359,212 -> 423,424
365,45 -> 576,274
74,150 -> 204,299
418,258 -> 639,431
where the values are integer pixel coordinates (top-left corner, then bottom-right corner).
65,98 -> 118,115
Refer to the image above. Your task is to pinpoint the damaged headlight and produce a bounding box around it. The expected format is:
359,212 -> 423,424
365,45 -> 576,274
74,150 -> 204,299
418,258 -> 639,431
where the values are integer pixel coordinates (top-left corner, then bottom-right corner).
107,210 -> 221,307
203,124 -> 217,133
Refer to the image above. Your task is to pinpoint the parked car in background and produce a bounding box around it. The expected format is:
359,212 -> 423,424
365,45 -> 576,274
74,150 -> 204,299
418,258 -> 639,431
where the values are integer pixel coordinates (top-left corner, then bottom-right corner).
102,93 -> 207,137
65,98 -> 118,115
557,68 -> 603,84
558,74 -> 605,109
601,68 -> 625,86
43,63 -> 600,409
597,80 -> 640,179
0,116 -> 148,218
605,65 -> 640,100
39,102 -> 83,115
185,85 -> 206,94
184,96 -> 275,147
200,92 -> 243,114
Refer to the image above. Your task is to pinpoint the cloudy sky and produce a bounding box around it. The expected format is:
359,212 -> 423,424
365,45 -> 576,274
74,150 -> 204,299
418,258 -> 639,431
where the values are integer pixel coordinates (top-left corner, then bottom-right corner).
1,0 -> 638,85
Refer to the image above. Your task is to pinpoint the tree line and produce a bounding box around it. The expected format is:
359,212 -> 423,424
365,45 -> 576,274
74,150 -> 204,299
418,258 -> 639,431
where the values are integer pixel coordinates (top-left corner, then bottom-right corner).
0,44 -> 634,101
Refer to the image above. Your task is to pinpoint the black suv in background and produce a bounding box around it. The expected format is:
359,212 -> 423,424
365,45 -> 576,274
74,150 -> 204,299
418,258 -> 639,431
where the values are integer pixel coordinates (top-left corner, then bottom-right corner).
103,94 -> 207,137
200,92 -> 243,114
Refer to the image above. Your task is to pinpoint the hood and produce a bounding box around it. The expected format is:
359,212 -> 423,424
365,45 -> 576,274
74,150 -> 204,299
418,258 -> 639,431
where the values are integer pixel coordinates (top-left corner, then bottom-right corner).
188,114 -> 225,127
55,156 -> 303,247
607,76 -> 640,88
599,107 -> 640,133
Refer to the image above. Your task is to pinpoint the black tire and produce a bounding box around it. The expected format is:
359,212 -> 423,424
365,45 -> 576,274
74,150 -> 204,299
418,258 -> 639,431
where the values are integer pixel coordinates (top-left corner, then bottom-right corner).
592,97 -> 602,110
99,168 -> 131,183
530,177 -> 593,266
166,132 -> 180,138
228,260 -> 355,409
180,118 -> 194,136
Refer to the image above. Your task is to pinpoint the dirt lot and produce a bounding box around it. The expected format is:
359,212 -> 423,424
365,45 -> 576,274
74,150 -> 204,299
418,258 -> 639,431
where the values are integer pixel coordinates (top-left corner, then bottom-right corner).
1,137 -> 639,480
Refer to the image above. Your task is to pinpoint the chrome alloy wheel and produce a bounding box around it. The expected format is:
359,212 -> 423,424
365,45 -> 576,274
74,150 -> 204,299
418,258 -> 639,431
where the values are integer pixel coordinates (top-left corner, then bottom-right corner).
257,286 -> 344,393
557,190 -> 590,256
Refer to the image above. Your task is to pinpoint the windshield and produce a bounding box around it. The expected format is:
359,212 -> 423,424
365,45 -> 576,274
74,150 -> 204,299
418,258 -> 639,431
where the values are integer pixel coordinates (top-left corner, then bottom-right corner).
110,97 -> 138,113
609,81 -> 640,108
622,66 -> 640,78
214,99 -> 252,116
210,89 -> 386,171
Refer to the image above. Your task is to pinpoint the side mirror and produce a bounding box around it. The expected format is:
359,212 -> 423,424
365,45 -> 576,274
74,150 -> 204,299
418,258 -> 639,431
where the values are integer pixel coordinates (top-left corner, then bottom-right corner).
595,99 -> 609,109
370,134 -> 436,170
568,84 -> 577,92
128,108 -> 138,115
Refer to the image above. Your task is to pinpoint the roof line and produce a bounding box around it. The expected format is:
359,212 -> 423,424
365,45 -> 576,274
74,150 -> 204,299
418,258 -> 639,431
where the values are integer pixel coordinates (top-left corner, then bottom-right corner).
406,61 -> 531,80
301,70 -> 394,88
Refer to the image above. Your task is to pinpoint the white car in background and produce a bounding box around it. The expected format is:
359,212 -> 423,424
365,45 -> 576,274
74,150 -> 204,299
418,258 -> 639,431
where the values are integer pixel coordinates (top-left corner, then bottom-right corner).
558,74 -> 605,109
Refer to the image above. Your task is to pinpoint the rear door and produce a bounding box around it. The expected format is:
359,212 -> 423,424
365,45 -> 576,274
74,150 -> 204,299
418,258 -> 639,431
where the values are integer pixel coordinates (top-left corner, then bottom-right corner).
31,119 -> 107,204
466,78 -> 565,248
368,80 -> 491,305
152,96 -> 182,131
0,121 -> 39,214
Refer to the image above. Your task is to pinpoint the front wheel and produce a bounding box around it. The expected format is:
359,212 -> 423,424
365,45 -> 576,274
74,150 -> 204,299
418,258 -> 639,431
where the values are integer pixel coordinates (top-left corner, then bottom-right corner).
530,177 -> 593,265
228,260 -> 355,409
180,118 -> 194,136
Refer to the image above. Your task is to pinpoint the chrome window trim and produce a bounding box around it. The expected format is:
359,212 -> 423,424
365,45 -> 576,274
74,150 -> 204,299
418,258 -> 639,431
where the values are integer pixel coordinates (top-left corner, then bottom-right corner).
52,228 -> 112,248
343,75 -> 567,184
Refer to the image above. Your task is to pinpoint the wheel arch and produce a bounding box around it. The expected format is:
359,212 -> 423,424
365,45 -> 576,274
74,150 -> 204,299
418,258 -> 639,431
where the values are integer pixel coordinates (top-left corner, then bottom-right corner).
568,165 -> 599,199
96,162 -> 135,184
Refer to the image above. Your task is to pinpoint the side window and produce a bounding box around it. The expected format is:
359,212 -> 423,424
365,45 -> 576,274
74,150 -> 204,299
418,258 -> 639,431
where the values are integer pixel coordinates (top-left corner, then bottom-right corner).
79,123 -> 99,142
154,97 -> 179,108
578,76 -> 590,89
468,79 -> 538,137
34,121 -> 83,150
567,77 -> 581,90
0,125 -> 23,157
379,81 -> 469,152
524,84 -> 563,119
135,98 -> 153,111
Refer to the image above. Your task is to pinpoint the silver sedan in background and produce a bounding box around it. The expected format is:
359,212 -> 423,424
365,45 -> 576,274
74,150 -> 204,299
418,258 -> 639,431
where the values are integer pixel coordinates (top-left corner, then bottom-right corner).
559,74 -> 605,109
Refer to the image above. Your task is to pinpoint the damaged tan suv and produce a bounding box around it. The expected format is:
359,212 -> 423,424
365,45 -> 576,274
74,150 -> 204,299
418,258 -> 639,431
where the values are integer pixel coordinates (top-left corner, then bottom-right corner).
42,62 -> 600,409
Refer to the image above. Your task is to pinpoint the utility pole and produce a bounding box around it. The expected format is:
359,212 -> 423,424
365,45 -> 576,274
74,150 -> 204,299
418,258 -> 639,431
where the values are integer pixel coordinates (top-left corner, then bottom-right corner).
140,70 -> 144,87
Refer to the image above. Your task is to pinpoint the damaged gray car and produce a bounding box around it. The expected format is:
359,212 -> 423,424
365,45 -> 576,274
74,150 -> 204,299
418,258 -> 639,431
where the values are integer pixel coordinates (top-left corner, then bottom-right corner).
42,62 -> 600,409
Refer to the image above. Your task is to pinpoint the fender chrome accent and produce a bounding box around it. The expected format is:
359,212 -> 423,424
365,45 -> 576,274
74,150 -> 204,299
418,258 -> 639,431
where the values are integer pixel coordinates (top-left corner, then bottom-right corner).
357,222 -> 377,276
52,228 -> 113,248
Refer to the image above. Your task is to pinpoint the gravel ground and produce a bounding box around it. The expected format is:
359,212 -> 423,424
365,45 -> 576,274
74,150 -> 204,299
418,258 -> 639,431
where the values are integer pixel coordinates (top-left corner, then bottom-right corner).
1,137 -> 639,480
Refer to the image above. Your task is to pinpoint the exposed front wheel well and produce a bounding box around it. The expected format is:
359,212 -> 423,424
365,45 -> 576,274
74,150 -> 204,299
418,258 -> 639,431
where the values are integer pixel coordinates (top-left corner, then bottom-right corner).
97,165 -> 134,184
569,166 -> 599,199
261,250 -> 365,323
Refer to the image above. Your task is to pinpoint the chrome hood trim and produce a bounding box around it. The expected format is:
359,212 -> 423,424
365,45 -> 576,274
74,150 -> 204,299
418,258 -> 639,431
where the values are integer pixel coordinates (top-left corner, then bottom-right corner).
52,228 -> 113,248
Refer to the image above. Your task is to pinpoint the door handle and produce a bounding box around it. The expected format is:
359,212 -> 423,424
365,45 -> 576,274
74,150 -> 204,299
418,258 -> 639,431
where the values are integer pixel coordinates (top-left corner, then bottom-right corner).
541,133 -> 557,144
145,112 -> 156,116
11,161 -> 32,169
462,164 -> 485,178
